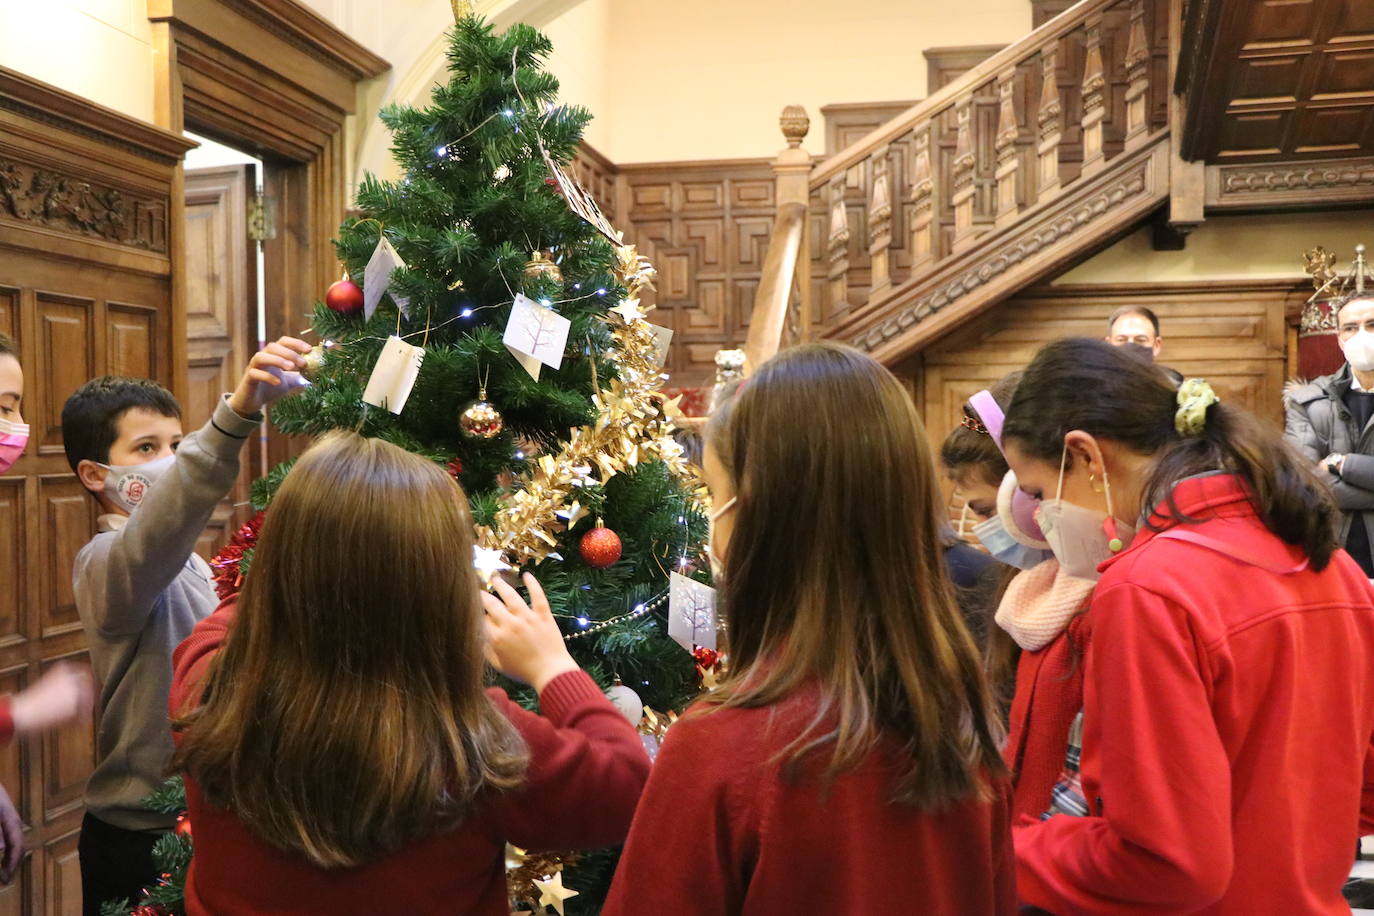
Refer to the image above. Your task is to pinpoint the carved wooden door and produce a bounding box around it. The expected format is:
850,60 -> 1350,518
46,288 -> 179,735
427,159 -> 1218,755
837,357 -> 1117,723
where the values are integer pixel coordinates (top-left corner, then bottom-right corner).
183,166 -> 259,559
0,244 -> 170,915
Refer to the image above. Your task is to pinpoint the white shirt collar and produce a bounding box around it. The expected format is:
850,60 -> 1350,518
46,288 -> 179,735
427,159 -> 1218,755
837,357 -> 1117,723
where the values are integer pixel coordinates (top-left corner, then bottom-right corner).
96,514 -> 128,532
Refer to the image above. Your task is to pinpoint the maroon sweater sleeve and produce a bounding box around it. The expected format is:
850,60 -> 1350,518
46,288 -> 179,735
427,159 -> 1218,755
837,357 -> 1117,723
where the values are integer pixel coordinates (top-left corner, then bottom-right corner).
488,671 -> 650,851
169,596 -> 238,735
0,697 -> 13,746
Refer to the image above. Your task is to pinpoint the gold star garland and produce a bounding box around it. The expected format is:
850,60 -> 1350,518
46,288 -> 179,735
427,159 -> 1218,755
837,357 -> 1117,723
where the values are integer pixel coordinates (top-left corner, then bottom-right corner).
477,244 -> 707,565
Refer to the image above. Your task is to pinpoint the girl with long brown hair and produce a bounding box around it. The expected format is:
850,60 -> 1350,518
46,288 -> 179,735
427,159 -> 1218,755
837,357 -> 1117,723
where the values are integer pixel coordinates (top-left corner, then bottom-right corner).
169,431 -> 650,914
1004,338 -> 1374,914
602,342 -> 1014,915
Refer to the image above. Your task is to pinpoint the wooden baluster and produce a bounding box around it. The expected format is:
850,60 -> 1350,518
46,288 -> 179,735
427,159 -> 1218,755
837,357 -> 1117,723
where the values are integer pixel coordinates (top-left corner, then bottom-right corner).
1036,44 -> 1063,203
994,66 -> 1022,230
1123,0 -> 1151,149
1080,15 -> 1108,176
867,148 -> 893,294
908,125 -> 936,271
772,105 -> 813,340
951,95 -> 978,251
826,176 -> 850,313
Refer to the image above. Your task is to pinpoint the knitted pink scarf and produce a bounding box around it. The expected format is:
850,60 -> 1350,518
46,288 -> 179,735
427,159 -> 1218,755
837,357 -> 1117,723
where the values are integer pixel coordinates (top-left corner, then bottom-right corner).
994,557 -> 1095,651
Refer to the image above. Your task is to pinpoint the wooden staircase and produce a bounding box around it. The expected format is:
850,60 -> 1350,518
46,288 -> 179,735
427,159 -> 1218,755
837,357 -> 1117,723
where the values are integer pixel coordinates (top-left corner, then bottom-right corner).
744,0 -> 1184,369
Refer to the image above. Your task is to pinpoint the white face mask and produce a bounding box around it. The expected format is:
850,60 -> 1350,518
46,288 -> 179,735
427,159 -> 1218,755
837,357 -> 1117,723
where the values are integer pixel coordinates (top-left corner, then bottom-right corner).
706,496 -> 736,580
972,515 -> 1053,570
1344,330 -> 1374,373
99,453 -> 176,514
1034,446 -> 1135,582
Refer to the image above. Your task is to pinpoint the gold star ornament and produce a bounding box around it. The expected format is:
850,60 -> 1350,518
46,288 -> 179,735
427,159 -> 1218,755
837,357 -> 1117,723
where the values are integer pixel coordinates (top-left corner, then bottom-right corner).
472,544 -> 512,589
534,870 -> 580,915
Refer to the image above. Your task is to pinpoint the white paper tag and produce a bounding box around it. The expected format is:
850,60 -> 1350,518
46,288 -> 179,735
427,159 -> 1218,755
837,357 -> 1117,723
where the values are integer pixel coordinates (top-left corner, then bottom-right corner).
668,572 -> 717,653
503,293 -> 571,381
542,147 -> 621,244
647,323 -> 673,368
364,237 -> 407,321
362,336 -> 425,414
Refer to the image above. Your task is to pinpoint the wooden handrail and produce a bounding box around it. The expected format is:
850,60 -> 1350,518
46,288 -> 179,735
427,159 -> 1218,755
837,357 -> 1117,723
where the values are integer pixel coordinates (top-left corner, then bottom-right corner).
744,202 -> 808,372
810,0 -> 1114,187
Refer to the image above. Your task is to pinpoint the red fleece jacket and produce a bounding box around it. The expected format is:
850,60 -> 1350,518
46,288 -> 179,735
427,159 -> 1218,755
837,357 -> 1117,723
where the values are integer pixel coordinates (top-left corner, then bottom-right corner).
168,598 -> 650,915
602,687 -> 1017,915
1015,474 -> 1374,915
1005,612 -> 1091,821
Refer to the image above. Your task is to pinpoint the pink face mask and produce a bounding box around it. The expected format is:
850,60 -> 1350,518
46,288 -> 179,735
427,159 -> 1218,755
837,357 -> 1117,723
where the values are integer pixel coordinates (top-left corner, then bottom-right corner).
0,418 -> 28,474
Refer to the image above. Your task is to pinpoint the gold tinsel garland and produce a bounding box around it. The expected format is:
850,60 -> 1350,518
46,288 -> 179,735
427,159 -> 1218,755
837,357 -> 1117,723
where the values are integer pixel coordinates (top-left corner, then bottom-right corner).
477,244 -> 706,566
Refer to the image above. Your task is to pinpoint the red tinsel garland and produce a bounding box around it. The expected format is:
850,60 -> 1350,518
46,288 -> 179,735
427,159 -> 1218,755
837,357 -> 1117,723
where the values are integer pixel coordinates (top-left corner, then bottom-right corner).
210,511 -> 265,600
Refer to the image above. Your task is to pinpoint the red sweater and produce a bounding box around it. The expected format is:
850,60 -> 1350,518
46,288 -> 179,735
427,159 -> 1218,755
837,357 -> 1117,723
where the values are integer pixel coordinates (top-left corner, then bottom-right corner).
602,688 -> 1017,915
168,599 -> 650,915
1004,613 -> 1090,821
1015,474 -> 1374,914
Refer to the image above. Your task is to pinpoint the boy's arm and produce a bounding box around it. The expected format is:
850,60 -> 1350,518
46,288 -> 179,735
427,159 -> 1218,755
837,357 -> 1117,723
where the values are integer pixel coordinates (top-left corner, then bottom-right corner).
75,336 -> 311,638
76,397 -> 260,637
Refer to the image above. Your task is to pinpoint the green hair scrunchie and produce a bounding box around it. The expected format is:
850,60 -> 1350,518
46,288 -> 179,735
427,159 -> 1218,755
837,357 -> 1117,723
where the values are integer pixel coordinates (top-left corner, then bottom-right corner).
1175,378 -> 1219,437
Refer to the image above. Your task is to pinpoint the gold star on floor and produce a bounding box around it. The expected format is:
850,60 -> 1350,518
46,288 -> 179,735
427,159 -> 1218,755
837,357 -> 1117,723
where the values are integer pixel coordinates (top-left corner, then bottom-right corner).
534,870 -> 580,915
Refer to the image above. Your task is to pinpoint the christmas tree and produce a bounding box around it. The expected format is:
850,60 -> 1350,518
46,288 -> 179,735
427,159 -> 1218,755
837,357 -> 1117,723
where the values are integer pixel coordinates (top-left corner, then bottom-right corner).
105,10 -> 712,916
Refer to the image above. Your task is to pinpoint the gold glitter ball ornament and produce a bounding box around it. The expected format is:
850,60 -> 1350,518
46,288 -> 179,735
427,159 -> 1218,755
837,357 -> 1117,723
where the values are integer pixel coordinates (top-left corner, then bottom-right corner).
460,390 -> 504,439
301,345 -> 327,380
523,250 -> 562,285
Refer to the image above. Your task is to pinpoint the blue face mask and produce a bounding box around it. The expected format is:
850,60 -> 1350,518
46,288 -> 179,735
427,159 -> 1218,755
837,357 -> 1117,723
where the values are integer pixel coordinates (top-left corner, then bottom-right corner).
972,514 -> 1052,570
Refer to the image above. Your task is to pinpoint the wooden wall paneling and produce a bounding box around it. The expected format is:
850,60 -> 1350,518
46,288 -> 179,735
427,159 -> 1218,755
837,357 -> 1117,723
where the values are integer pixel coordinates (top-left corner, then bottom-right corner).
0,65 -> 189,915
925,45 -> 1009,91
918,281 -> 1303,448
1034,0 -> 1079,27
618,160 -> 776,387
820,101 -> 920,155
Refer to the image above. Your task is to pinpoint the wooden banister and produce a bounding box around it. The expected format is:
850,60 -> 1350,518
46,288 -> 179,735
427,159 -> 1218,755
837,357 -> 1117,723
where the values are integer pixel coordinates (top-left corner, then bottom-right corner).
809,0 -> 1121,187
744,202 -> 808,372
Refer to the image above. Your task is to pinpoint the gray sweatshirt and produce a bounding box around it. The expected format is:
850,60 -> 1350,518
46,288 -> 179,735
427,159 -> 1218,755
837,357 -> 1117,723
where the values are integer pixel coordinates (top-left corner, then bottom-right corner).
73,396 -> 260,831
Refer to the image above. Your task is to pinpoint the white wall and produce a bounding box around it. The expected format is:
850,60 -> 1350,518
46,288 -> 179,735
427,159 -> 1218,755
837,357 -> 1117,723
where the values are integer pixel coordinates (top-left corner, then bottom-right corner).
1057,210 -> 1374,284
0,0 -> 155,122
599,0 -> 1031,162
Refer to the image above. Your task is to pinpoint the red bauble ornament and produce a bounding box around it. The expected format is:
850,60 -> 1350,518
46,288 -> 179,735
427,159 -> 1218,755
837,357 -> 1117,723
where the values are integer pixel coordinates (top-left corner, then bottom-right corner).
325,278 -> 364,315
692,647 -> 719,670
544,176 -> 563,196
447,457 -> 464,479
174,813 -> 192,838
579,524 -> 622,569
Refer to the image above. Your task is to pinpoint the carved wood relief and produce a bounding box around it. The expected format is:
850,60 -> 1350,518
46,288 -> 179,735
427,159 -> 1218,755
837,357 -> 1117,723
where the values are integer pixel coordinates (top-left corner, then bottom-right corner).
0,157 -> 168,252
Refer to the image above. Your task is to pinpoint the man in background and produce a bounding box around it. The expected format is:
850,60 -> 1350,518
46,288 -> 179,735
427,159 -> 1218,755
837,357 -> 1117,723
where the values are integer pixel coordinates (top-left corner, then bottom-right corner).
1106,306 -> 1183,384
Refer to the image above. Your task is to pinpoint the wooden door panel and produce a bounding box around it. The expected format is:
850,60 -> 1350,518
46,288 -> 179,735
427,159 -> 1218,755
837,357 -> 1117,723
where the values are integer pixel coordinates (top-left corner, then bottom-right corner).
36,481 -> 91,640
0,288 -> 16,342
43,831 -> 81,916
0,481 -> 24,647
185,165 -> 256,557
35,297 -> 94,457
105,303 -> 158,380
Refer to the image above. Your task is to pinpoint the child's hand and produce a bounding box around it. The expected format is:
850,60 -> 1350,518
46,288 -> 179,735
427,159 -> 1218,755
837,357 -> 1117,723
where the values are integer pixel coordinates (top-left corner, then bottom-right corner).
482,573 -> 579,691
228,336 -> 313,416
9,662 -> 92,736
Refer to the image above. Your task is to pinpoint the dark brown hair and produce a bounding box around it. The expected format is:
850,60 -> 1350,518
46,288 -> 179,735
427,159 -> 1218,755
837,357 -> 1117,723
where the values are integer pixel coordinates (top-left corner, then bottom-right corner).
704,342 -> 1005,808
0,334 -> 14,359
1003,338 -> 1339,569
61,376 -> 181,473
939,372 -> 1022,487
173,431 -> 528,867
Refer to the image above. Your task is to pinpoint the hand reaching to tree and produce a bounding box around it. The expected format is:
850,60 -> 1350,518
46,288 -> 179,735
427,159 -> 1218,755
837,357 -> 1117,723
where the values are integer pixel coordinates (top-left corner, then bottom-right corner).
482,574 -> 580,691
9,661 -> 92,736
228,336 -> 314,416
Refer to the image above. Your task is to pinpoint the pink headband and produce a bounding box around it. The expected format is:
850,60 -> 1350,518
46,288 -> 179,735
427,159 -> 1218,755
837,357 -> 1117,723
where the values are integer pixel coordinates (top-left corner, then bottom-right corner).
966,388 -> 1047,546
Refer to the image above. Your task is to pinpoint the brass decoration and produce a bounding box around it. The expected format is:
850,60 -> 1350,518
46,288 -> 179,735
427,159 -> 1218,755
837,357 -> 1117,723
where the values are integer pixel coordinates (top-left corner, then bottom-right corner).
0,157 -> 167,252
